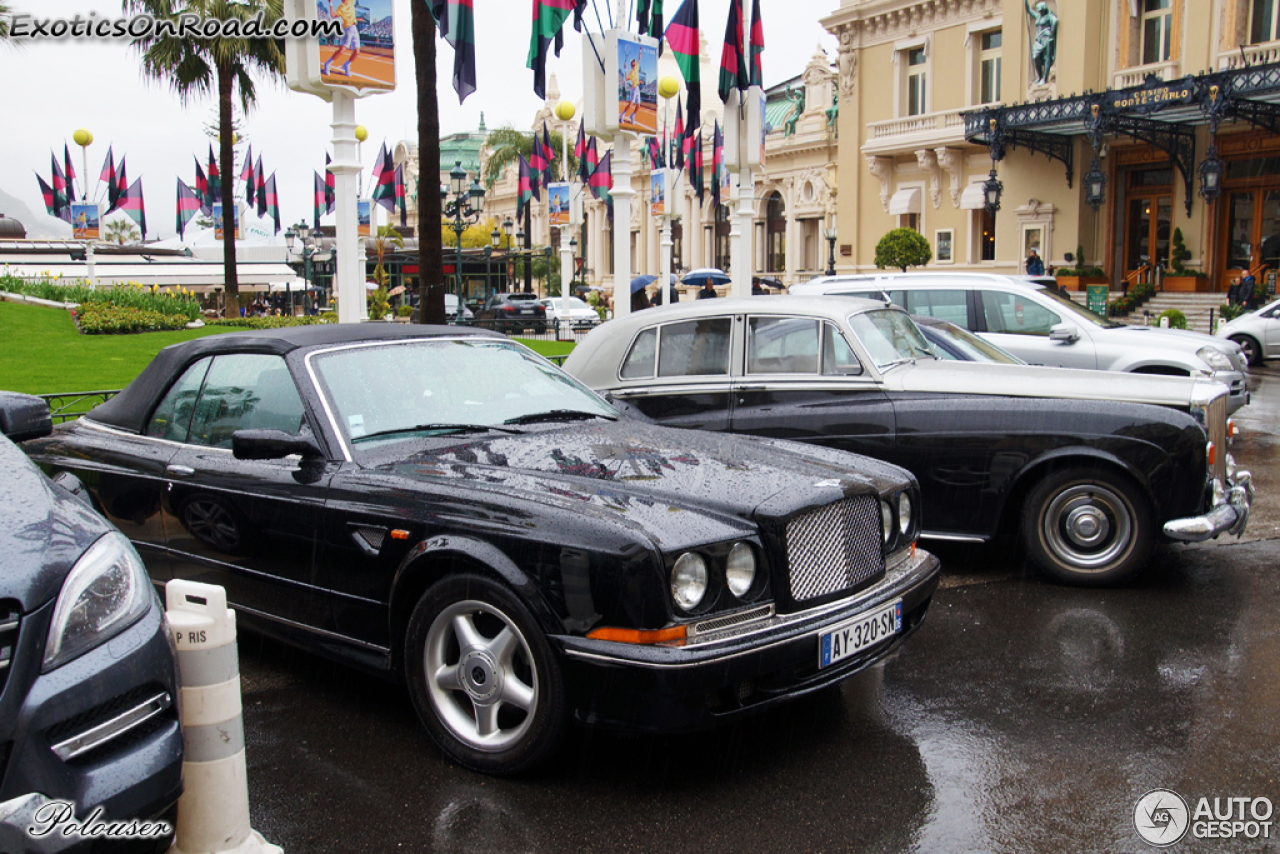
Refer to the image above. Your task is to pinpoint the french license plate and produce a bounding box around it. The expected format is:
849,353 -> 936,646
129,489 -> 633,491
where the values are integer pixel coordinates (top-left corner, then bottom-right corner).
520,307 -> 533,314
819,600 -> 902,668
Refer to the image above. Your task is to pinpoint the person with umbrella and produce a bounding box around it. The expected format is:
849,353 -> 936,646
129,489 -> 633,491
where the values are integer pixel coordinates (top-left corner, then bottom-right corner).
697,281 -> 718,299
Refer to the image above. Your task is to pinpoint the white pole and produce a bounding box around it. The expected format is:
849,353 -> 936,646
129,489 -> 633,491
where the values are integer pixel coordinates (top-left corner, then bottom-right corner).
659,94 -> 674,306
331,92 -> 365,323
559,121 -> 573,336
613,136 -> 634,319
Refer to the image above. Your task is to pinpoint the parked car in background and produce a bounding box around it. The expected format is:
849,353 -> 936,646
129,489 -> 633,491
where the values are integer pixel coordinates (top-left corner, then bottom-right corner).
20,325 -> 940,774
475,292 -> 547,335
540,296 -> 601,329
0,392 -> 183,850
563,296 -> 1253,585
913,315 -> 1025,364
790,272 -> 1251,413
408,294 -> 474,326
1216,297 -> 1280,366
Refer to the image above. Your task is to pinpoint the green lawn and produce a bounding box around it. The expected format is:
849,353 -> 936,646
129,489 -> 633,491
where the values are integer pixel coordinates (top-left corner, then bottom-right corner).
1,299 -> 576,396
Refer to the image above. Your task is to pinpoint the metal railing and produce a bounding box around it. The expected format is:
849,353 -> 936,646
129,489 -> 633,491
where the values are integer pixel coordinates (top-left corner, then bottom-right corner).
39,390 -> 120,424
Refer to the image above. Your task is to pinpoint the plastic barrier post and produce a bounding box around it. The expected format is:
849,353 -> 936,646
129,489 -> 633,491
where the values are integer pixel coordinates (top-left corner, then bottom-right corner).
165,580 -> 282,854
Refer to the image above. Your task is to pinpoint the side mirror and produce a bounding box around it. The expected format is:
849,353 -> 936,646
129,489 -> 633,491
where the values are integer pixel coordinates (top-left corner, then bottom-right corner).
0,392 -> 53,442
1049,323 -> 1080,344
232,428 -> 324,461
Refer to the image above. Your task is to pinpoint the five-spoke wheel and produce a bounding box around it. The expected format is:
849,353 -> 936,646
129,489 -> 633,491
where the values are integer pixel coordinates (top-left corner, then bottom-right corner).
405,573 -> 565,774
1230,334 -> 1262,367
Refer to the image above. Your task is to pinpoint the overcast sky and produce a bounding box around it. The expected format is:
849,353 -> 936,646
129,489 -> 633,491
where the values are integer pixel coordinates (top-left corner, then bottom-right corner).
2,0 -> 839,240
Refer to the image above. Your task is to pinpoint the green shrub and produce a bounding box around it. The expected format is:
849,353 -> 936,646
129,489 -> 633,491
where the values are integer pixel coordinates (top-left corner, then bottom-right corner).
1158,308 -> 1188,329
74,303 -> 193,334
1219,303 -> 1246,322
396,304 -> 413,317
1,275 -> 201,324
205,315 -> 332,329
874,228 -> 932,272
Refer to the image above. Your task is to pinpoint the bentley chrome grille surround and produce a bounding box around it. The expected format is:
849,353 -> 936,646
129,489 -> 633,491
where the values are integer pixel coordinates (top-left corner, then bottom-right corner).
785,497 -> 885,602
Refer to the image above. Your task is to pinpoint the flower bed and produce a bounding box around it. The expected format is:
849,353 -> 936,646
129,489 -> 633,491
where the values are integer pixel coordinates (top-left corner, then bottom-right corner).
1,275 -> 203,333
204,315 -> 332,329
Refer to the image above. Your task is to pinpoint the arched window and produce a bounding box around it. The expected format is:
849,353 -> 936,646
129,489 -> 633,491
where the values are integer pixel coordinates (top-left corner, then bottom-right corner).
766,192 -> 786,273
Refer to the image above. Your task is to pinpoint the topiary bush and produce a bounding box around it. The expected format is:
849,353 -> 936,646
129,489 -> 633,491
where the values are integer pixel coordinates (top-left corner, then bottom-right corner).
874,228 -> 932,272
1158,308 -> 1188,329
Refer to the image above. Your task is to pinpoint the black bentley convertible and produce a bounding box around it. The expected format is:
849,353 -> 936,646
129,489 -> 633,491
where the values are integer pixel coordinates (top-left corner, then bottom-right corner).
19,324 -> 940,774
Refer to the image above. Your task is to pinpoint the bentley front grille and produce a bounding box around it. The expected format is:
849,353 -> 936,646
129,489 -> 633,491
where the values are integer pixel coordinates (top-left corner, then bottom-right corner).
785,496 -> 885,602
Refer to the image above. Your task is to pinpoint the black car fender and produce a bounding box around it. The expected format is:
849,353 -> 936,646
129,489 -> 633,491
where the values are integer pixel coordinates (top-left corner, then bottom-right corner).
993,444 -> 1160,531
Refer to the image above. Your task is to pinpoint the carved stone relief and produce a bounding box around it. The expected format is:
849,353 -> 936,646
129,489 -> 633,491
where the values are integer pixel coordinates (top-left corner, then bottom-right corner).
866,155 -> 894,213
935,147 -> 963,207
915,149 -> 942,209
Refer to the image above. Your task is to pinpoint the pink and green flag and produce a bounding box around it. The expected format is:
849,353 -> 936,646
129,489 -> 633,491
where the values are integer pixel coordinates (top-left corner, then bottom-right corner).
175,179 -> 202,238
119,177 -> 146,239
517,154 -> 537,221
749,0 -> 764,87
665,0 -> 700,141
263,174 -> 280,235
430,0 -> 477,103
528,0 -> 578,99
718,0 -> 748,103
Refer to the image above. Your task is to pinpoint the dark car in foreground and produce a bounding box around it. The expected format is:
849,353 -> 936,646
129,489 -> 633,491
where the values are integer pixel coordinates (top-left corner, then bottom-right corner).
21,326 -> 940,774
0,393 -> 182,851
563,297 -> 1253,585
475,292 -> 547,334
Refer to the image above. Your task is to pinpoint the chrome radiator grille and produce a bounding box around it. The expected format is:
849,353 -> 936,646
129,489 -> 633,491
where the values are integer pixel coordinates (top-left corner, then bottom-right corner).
1207,392 -> 1228,483
785,496 -> 884,602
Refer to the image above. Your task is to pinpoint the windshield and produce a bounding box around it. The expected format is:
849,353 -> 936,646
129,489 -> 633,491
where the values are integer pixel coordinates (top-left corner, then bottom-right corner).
929,321 -> 1024,364
847,309 -> 936,370
310,339 -> 617,453
1034,286 -> 1123,328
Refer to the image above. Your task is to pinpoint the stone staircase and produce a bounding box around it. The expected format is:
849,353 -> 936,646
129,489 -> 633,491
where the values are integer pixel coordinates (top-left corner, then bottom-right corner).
1067,290 -> 1228,334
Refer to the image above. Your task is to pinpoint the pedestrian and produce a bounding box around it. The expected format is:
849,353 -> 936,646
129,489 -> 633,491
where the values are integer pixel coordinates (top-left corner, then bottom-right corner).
1241,272 -> 1259,310
631,288 -> 651,312
1227,276 -> 1242,307
1025,248 -> 1045,276
697,281 -> 718,299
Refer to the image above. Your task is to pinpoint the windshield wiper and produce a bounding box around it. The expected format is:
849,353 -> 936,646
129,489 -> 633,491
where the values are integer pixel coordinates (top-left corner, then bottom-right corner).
504,409 -> 618,426
352,423 -> 525,443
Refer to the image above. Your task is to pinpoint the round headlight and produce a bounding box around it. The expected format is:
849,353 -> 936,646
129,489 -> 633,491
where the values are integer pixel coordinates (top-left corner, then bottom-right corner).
880,500 -> 893,544
671,552 -> 708,611
898,492 -> 912,536
725,542 -> 756,598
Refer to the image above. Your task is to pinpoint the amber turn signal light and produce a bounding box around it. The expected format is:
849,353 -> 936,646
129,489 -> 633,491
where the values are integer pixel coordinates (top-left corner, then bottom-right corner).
587,625 -> 688,644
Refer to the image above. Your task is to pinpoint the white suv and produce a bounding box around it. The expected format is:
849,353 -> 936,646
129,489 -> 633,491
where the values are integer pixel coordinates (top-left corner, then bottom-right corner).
790,272 -> 1250,412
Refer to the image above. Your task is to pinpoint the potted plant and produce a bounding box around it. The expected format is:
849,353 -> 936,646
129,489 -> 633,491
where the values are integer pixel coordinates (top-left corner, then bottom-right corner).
1164,228 -> 1210,292
1055,245 -> 1109,291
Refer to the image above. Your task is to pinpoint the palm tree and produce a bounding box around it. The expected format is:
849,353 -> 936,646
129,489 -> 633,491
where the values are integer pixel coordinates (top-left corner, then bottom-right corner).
105,218 -> 141,245
371,223 -> 403,286
123,0 -> 285,319
410,4 -> 446,325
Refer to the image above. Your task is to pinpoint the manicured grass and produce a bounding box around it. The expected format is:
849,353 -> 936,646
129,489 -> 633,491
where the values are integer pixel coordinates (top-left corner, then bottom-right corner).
0,300 -> 579,396
0,299 -> 235,395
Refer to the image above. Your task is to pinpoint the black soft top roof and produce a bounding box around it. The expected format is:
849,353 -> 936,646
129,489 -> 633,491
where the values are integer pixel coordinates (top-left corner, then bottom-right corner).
88,324 -> 503,434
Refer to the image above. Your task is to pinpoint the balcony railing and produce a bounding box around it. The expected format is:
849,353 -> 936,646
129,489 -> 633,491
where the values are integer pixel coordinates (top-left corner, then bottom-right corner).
1113,59 -> 1181,90
864,107 -> 968,151
1219,40 -> 1280,70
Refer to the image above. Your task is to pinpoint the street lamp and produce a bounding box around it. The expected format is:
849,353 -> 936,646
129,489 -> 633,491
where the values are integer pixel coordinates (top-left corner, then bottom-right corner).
285,221 -> 321,315
443,160 -> 486,306
1199,144 -> 1225,204
983,167 -> 1003,214
824,227 -> 838,276
1084,158 -> 1107,211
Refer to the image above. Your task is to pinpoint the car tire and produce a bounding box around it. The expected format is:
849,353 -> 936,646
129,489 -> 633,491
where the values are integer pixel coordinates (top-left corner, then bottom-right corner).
1021,467 -> 1153,586
404,573 -> 567,774
1229,334 -> 1263,367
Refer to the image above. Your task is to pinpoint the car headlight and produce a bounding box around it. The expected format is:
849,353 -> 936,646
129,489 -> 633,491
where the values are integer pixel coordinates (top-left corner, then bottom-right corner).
880,500 -> 894,544
1197,346 -> 1234,372
43,531 -> 152,673
898,492 -> 913,537
725,542 -> 756,598
671,552 -> 708,611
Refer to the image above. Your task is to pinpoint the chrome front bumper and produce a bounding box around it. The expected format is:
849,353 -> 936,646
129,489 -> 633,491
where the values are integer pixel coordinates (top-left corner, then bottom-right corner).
1164,460 -> 1254,542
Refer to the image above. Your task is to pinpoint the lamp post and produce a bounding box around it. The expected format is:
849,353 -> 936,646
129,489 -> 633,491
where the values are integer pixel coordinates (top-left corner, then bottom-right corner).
73,128 -> 97,289
442,160 -> 486,306
824,227 -> 838,276
285,221 -> 320,316
983,167 -> 1003,214
485,225 -> 500,302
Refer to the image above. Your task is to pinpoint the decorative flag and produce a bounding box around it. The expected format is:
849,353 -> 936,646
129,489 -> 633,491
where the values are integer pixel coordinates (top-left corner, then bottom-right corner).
638,0 -> 664,51
541,124 -> 557,182
371,141 -> 389,189
430,0 -> 477,103
574,123 -> 586,166
313,171 -> 326,231
529,130 -> 550,189
691,129 -> 705,205
516,153 -> 536,220
36,173 -> 61,219
712,119 -> 723,208
588,150 -> 613,215
579,135 -> 600,185
100,147 -> 118,213
666,0 -> 700,141
372,146 -> 397,212
324,154 -> 336,211
749,0 -> 764,87
648,136 -> 665,170
674,100 -> 686,170
718,0 -> 749,102
119,177 -> 146,239
394,164 -> 407,227
255,156 -> 267,217
262,174 -> 280,235
527,0 -> 577,99
51,153 -> 70,219
207,144 -> 221,202
242,144 -> 256,206
193,158 -> 210,213
63,144 -> 77,203
114,158 -> 128,216
176,179 -> 202,238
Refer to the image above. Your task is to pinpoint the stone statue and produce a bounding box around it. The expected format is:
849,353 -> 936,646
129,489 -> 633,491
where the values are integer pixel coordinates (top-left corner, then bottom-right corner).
826,90 -> 839,130
783,85 -> 805,137
1025,0 -> 1058,85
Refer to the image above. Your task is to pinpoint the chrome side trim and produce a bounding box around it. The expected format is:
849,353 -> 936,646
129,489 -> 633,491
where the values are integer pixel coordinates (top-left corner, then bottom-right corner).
920,531 -> 987,543
51,691 -> 172,761
228,602 -> 392,655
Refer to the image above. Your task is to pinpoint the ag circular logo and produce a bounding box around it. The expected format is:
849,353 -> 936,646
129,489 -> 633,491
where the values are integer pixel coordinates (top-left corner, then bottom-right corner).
1135,789 -> 1190,846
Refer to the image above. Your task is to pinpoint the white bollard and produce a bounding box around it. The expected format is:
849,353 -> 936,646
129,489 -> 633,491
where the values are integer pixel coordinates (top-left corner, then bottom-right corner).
165,580 -> 282,854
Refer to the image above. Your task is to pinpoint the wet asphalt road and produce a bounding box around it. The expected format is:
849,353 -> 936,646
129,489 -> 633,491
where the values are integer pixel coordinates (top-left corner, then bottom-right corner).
238,365 -> 1280,854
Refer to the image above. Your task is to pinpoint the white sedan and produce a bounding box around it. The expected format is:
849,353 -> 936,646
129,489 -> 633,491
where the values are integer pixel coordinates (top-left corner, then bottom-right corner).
540,297 -> 601,328
1216,297 -> 1280,366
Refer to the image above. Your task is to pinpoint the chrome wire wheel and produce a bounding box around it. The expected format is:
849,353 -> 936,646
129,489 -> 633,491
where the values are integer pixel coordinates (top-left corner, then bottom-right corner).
423,599 -> 539,754
1040,483 -> 1132,571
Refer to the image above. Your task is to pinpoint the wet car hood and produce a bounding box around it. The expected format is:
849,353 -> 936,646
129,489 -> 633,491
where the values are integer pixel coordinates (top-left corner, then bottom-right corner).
0,437 -> 110,612
1096,323 -> 1242,355
883,359 -> 1209,408
374,419 -> 909,533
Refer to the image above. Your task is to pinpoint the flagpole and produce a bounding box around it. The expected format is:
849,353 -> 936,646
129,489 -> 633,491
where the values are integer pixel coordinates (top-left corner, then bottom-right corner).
556,100 -> 576,337
332,92 -> 366,323
659,76 -> 680,307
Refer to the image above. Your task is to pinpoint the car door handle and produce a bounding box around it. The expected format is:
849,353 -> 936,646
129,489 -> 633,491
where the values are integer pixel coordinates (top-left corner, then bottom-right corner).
166,465 -> 195,478
737,385 -> 766,391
